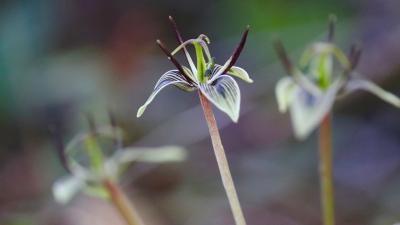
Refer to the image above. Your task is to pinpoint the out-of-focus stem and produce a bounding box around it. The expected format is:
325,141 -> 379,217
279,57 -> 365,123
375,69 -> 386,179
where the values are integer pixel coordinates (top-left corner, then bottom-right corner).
103,179 -> 145,225
198,91 -> 247,225
318,114 -> 335,225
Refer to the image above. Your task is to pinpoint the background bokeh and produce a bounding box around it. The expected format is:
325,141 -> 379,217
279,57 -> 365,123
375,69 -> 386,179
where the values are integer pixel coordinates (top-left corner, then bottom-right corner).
1,0 -> 400,225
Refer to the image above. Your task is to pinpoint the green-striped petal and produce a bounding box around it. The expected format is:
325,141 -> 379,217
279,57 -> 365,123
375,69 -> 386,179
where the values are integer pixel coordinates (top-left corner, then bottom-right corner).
137,70 -> 197,118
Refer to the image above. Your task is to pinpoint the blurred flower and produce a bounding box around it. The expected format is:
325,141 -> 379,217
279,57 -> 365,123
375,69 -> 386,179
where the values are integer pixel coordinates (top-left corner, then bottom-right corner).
51,118 -> 186,204
137,18 -> 252,122
275,18 -> 400,140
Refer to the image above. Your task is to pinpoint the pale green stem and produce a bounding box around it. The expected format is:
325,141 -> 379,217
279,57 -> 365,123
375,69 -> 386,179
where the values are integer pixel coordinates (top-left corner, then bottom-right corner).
318,113 -> 335,225
198,91 -> 247,225
103,179 -> 145,225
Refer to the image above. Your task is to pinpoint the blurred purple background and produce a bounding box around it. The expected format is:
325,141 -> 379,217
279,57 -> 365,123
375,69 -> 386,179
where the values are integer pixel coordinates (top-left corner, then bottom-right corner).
0,0 -> 400,225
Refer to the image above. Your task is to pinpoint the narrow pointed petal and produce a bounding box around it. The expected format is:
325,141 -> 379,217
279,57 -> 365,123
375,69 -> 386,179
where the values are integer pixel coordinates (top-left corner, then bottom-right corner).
345,79 -> 400,107
275,77 -> 297,113
111,146 -> 187,165
199,75 -> 241,122
182,66 -> 197,83
137,70 -> 197,118
53,175 -> 85,204
48,124 -> 71,173
171,37 -> 212,63
168,16 -> 197,73
290,79 -> 343,140
301,43 -> 350,70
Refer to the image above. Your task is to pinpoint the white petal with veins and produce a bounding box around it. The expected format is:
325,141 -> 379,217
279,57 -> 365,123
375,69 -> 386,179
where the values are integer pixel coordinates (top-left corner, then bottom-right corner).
199,75 -> 241,122
137,70 -> 196,118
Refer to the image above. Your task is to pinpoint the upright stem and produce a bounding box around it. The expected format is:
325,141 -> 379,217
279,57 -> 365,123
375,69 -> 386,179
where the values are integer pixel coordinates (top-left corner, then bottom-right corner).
318,113 -> 335,225
103,179 -> 145,225
198,92 -> 247,225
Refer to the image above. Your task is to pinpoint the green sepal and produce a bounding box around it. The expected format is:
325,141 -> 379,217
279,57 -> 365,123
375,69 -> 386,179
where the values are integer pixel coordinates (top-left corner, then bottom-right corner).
227,66 -> 253,83
84,135 -> 104,173
194,42 -> 206,82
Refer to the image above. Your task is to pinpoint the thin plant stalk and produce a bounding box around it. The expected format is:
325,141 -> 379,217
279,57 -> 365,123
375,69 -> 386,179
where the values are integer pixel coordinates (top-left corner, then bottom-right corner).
198,91 -> 247,225
318,113 -> 335,225
103,179 -> 145,225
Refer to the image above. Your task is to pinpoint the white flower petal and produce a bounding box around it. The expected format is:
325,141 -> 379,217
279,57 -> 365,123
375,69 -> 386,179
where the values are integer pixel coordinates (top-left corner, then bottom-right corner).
182,66 -> 197,83
171,36 -> 212,75
210,64 -> 252,83
293,70 -> 322,96
345,78 -> 400,108
228,66 -> 253,83
208,61 -> 230,83
137,70 -> 197,118
199,75 -> 241,122
275,77 -> 297,113
209,58 -> 233,82
290,79 -> 343,140
52,176 -> 85,204
107,146 -> 186,176
172,37 -> 212,62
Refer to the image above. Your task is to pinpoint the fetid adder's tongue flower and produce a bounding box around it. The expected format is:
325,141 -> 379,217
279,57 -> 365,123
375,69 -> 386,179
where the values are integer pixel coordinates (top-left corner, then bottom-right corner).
275,16 -> 400,140
137,17 -> 252,122
51,115 -> 186,204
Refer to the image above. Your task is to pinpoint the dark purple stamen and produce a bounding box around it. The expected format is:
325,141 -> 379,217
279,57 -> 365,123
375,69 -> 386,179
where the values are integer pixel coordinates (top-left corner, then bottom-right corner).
169,16 -> 198,71
327,15 -> 337,42
216,83 -> 226,98
108,109 -> 119,148
48,124 -> 71,173
273,39 -> 294,75
156,40 -> 194,84
108,110 -> 116,129
349,44 -> 362,70
168,16 -> 185,44
222,26 -> 250,74
86,113 -> 97,136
